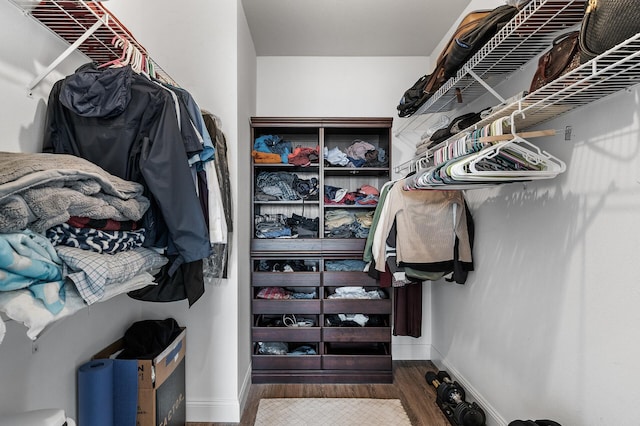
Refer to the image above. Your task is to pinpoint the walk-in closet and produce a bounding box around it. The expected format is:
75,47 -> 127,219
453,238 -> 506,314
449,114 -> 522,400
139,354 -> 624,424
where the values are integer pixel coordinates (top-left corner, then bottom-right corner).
1,0 -> 639,425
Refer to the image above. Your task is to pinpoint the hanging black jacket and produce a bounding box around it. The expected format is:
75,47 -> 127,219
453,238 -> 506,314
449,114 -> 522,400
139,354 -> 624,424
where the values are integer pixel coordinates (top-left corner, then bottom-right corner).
42,63 -> 211,278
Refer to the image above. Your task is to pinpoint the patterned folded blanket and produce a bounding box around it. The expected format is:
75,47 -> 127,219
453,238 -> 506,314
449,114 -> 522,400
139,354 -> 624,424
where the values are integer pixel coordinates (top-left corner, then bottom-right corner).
0,152 -> 149,232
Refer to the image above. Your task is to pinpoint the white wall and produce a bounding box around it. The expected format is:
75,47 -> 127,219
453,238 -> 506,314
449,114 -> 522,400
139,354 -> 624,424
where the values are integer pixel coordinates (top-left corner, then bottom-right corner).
425,1 -> 640,425
236,0 -> 257,416
0,0 -> 254,423
431,82 -> 640,426
104,0 -> 254,422
256,55 -> 436,359
7,0 -> 638,424
257,56 -> 430,174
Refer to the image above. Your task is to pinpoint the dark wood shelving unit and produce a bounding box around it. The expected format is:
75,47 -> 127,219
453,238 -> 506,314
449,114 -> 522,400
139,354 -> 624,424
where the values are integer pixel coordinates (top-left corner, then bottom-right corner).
250,117 -> 393,383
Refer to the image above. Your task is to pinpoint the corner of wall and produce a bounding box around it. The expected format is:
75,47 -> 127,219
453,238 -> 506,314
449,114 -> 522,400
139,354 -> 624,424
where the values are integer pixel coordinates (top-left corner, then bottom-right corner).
392,342 -> 432,361
238,362 -> 252,421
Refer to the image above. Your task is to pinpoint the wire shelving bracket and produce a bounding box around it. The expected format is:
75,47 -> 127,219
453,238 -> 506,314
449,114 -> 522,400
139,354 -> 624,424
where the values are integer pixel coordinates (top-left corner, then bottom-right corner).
8,0 -> 177,92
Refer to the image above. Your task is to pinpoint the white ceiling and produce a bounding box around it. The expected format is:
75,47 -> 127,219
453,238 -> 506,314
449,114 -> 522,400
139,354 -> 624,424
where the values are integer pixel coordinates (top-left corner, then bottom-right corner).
242,0 -> 473,57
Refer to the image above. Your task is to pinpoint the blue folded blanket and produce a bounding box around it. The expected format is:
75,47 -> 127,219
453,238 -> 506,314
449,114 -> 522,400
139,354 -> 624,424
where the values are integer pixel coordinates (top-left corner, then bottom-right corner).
0,230 -> 65,314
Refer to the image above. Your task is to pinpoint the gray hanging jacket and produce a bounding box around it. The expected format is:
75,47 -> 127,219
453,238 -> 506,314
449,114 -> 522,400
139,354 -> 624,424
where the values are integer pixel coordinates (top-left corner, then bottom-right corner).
43,63 -> 211,281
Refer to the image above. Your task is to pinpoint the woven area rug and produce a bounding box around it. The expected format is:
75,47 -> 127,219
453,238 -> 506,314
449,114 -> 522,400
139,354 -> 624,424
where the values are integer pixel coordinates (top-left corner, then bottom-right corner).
254,398 -> 412,425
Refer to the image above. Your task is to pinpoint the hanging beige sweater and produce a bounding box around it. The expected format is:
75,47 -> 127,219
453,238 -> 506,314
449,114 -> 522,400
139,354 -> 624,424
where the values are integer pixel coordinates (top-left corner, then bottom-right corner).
372,179 -> 472,272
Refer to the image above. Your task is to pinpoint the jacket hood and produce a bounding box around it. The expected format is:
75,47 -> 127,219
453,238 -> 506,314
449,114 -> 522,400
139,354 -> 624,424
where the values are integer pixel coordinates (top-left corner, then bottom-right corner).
59,63 -> 133,118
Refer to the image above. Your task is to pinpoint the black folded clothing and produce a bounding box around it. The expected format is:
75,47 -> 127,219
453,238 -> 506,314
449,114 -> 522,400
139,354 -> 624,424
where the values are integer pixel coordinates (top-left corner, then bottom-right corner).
117,318 -> 182,360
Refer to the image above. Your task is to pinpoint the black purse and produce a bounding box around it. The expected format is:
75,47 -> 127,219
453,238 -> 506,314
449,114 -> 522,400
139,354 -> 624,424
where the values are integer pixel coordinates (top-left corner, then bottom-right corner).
429,111 -> 484,146
579,0 -> 640,63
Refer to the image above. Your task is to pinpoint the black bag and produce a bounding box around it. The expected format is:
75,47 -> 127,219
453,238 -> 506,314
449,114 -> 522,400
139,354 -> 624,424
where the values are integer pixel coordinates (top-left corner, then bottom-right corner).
429,111 -> 484,146
423,9 -> 493,96
508,420 -> 562,426
529,31 -> 581,93
397,74 -> 432,117
117,318 -> 182,360
443,5 -> 519,80
449,111 -> 483,134
579,0 -> 640,63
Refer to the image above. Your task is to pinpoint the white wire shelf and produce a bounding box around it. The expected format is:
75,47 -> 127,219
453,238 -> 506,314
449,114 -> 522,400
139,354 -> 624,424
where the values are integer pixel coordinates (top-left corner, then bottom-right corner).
8,0 -> 177,88
394,31 -> 640,176
493,34 -> 640,130
396,0 -> 586,136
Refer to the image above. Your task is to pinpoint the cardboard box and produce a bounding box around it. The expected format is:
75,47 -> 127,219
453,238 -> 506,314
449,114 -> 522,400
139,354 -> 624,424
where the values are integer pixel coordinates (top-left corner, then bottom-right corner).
94,327 -> 187,426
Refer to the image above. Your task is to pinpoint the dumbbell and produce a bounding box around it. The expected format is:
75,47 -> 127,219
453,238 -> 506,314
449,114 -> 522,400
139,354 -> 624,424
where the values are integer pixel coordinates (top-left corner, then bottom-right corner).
508,421 -> 562,426
425,370 -> 486,426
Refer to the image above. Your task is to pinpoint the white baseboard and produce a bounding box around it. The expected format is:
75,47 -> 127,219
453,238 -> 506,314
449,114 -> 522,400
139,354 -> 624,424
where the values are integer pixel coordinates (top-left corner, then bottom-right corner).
187,398 -> 240,423
238,363 -> 252,419
430,346 -> 508,426
186,365 -> 252,423
392,343 -> 431,360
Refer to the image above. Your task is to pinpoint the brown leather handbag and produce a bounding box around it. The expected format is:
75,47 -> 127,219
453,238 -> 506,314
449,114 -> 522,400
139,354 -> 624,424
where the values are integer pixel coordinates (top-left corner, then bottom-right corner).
529,31 -> 581,93
423,5 -> 518,96
423,9 -> 492,95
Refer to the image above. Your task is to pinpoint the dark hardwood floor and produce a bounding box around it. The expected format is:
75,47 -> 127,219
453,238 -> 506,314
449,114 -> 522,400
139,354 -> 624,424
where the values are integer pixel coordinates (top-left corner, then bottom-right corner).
189,360 -> 450,426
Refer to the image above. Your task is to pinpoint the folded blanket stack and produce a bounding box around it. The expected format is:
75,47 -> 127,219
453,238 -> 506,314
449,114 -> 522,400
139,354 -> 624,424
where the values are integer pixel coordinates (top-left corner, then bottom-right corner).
0,152 -> 163,340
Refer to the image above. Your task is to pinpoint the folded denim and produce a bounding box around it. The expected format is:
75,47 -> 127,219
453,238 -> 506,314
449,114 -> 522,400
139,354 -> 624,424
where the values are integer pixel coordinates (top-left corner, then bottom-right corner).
289,290 -> 317,299
350,222 -> 370,239
255,213 -> 287,225
256,228 -> 292,238
347,157 -> 366,167
256,171 -> 299,200
255,217 -> 292,238
355,194 -> 379,205
325,259 -> 368,271
324,225 -> 353,238
254,135 -> 293,156
257,341 -> 288,355
287,345 -> 317,355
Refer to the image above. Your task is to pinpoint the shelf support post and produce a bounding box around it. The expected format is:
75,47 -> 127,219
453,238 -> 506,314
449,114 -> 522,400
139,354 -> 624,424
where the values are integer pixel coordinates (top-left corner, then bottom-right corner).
28,14 -> 108,92
465,68 -> 505,104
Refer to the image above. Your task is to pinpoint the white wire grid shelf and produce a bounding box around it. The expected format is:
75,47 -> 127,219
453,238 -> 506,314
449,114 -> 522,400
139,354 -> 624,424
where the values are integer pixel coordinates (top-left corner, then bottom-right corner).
394,31 -> 640,175
396,0 -> 587,136
8,0 -> 177,88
